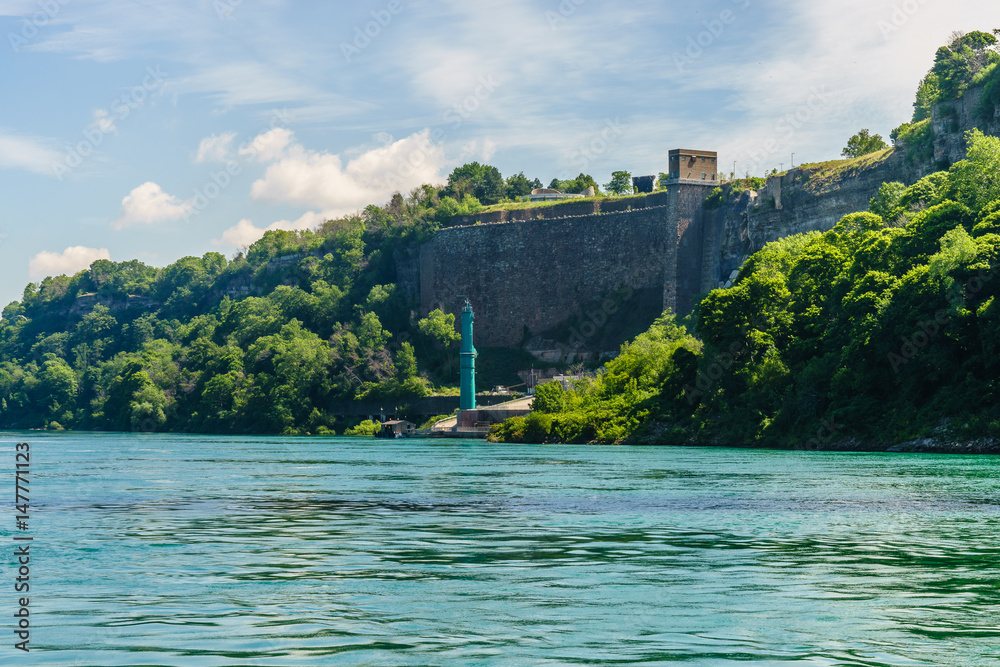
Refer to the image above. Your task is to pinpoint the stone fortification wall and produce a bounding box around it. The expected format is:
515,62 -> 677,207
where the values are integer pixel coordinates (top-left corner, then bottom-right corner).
417,206 -> 677,349
394,86 -> 1000,350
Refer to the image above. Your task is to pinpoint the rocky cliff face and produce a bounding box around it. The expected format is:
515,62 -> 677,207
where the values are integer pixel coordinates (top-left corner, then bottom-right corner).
710,83 -> 1000,289
931,84 -> 1000,166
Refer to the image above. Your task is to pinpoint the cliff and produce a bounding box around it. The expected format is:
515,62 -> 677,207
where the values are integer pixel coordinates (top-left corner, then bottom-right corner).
395,82 -> 1000,351
712,82 -> 1000,288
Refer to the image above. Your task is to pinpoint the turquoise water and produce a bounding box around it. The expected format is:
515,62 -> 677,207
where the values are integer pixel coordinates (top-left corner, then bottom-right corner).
2,433 -> 999,666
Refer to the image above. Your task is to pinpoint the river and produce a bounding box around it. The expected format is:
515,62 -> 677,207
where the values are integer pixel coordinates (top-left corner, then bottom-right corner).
2,432 -> 998,665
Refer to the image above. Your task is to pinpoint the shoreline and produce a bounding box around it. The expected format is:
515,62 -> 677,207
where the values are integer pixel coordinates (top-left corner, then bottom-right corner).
628,435 -> 1000,455
5,428 -> 1000,454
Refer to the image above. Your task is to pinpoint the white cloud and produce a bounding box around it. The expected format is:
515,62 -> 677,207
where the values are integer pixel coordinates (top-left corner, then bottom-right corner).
0,130 -> 62,176
112,182 -> 193,230
195,132 -> 236,163
213,219 -> 264,248
29,246 -> 110,279
238,127 -> 293,163
249,129 -> 447,214
212,212 -> 325,249
481,138 -> 498,161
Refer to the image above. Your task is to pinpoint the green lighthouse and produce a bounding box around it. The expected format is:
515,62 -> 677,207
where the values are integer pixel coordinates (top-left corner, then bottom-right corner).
459,297 -> 477,411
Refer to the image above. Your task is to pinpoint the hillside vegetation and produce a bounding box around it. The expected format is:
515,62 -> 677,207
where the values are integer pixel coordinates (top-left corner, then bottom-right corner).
493,31 -> 1000,448
0,185 -> 497,433
493,129 -> 1000,446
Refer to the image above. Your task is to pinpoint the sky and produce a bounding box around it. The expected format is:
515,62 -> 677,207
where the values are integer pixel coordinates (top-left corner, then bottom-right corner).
0,0 -> 993,309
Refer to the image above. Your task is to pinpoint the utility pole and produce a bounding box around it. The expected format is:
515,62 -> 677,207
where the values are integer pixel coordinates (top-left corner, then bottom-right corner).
791,153 -> 795,168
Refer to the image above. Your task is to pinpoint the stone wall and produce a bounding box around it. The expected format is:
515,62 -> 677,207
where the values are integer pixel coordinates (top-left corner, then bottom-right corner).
395,84 -> 1000,350
400,184 -> 718,352
417,205 -> 676,348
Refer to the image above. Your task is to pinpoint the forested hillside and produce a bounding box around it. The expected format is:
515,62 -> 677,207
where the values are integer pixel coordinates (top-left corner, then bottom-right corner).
495,129 -> 1000,446
5,30 -> 999,442
0,178 -> 523,433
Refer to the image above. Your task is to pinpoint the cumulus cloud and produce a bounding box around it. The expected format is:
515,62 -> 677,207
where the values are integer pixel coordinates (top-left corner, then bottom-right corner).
208,129 -> 449,249
195,132 -> 236,163
29,246 -> 111,279
0,130 -> 62,176
212,212 -> 325,249
112,181 -> 192,229
238,127 -> 293,163
248,129 -> 447,214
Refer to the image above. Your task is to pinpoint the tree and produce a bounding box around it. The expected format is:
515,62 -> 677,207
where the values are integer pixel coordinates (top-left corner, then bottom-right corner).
417,309 -> 461,346
36,357 -> 77,421
911,31 -> 999,120
842,130 -> 888,158
549,173 -> 598,194
949,129 -> 1000,212
533,381 -> 566,413
869,181 -> 906,220
505,172 -> 536,199
604,170 -> 633,196
444,162 -> 505,205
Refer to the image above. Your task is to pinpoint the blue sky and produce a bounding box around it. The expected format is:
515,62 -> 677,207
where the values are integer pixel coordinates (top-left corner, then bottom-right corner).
0,0 -> 991,309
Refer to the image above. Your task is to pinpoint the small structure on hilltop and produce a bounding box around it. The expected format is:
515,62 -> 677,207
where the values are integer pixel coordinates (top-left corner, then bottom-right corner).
632,175 -> 656,193
665,149 -> 718,183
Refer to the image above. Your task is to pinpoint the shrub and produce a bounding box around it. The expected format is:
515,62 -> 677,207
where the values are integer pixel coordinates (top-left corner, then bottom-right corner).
344,419 -> 381,436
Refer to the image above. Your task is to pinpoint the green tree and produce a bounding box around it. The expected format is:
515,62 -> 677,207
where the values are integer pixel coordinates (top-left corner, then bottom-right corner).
445,162 -> 505,205
949,129 -> 1000,211
869,181 -> 906,220
418,309 -> 461,346
841,129 -> 888,158
604,170 -> 633,196
533,381 -> 566,413
36,357 -> 77,421
550,173 -> 599,194
345,419 -> 380,436
394,341 -> 418,380
505,172 -> 536,199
